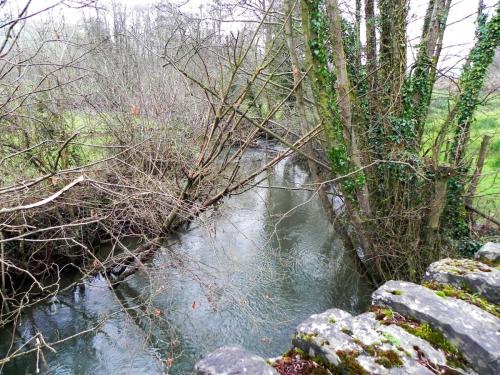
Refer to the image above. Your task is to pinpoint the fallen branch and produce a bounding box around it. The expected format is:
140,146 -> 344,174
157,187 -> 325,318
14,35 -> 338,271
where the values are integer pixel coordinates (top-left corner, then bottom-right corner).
0,175 -> 85,214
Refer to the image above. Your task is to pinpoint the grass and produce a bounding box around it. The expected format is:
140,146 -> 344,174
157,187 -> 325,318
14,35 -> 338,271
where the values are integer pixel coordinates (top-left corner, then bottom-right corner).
0,110 -> 109,183
3,92 -> 498,216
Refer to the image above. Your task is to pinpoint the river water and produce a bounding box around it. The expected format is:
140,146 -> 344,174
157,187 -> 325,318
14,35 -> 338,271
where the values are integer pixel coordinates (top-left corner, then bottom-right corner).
0,154 -> 372,374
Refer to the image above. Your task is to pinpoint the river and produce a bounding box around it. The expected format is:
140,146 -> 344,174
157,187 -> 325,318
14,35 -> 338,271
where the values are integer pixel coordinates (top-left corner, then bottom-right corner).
0,153 -> 372,374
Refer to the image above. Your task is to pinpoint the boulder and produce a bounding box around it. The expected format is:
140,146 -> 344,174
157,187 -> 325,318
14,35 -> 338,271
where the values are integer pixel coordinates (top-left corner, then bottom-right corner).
475,242 -> 500,265
373,280 -> 500,374
293,310 -> 452,374
424,258 -> 500,303
194,346 -> 277,375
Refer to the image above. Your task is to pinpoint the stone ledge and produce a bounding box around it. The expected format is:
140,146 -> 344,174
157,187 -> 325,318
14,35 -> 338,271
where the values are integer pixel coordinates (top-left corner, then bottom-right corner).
373,280 -> 500,374
293,311 -> 451,374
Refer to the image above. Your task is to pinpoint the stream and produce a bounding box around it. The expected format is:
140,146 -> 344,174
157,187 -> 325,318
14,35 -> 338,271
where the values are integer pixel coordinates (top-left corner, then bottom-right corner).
0,153 -> 372,374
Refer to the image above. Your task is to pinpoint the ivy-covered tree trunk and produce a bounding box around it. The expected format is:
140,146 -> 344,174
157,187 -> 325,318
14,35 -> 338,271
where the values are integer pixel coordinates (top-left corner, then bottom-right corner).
300,0 -> 380,280
378,0 -> 407,117
298,0 -> 500,282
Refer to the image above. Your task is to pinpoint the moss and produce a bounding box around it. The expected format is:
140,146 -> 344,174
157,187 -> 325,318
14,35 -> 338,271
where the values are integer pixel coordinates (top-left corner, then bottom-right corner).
327,318 -> 336,324
404,323 -> 458,355
311,355 -> 327,367
478,257 -> 500,268
374,350 -> 404,368
443,259 -> 492,275
403,322 -> 468,368
382,308 -> 394,319
371,305 -> 469,368
390,290 -> 403,295
363,344 -> 376,356
297,332 -> 317,343
371,306 -> 395,321
381,332 -> 400,346
424,282 -> 500,318
294,348 -> 306,357
353,334 -> 404,368
335,350 -> 368,375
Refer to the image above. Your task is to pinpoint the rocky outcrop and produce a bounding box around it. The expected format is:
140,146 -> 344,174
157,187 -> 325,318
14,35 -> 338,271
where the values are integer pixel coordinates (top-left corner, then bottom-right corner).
195,243 -> 500,375
293,309 -> 451,374
424,258 -> 500,303
373,280 -> 499,374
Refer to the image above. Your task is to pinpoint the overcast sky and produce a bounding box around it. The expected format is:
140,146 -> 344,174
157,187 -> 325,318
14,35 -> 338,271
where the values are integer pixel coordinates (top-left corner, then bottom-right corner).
6,0 -> 499,73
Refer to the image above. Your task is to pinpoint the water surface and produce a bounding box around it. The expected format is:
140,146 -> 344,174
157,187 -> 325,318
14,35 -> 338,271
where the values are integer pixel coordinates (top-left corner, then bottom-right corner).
0,155 -> 372,374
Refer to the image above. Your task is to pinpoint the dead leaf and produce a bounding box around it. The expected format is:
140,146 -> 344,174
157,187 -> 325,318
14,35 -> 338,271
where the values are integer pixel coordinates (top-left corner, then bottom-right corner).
131,105 -> 140,116
165,358 -> 174,367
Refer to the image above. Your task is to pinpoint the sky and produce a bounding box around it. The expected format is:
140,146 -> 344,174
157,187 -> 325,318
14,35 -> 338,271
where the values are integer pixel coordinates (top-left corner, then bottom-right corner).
4,0 -> 499,73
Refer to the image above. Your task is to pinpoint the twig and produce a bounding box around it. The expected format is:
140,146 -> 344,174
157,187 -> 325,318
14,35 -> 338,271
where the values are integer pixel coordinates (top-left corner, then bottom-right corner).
465,204 -> 500,227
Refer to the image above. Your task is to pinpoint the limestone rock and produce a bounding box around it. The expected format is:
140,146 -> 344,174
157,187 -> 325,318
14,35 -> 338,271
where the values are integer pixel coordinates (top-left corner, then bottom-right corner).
195,346 -> 277,375
296,308 -> 352,337
373,280 -> 500,374
475,242 -> 500,265
424,258 -> 500,303
293,310 -> 452,374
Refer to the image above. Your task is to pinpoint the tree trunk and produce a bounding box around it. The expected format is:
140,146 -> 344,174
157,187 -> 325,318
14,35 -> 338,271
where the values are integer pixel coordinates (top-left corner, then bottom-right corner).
325,0 -> 371,217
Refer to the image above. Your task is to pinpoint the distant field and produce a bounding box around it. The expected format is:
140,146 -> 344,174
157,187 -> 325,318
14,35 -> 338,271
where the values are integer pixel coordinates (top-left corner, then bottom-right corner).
426,90 -> 500,216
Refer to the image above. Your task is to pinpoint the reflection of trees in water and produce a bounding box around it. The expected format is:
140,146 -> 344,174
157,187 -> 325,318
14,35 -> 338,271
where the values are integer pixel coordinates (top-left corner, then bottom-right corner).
262,158 -> 371,314
0,275 -> 167,374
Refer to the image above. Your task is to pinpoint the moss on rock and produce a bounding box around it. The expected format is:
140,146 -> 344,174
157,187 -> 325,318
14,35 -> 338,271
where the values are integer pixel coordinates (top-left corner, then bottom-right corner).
424,281 -> 500,318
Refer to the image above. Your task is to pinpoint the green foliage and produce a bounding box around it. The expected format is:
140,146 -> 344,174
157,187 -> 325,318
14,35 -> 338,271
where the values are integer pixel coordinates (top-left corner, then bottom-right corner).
450,8 -> 500,161
425,92 -> 500,197
300,0 -> 499,281
388,117 -> 417,145
381,332 -> 400,346
335,351 -> 368,375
